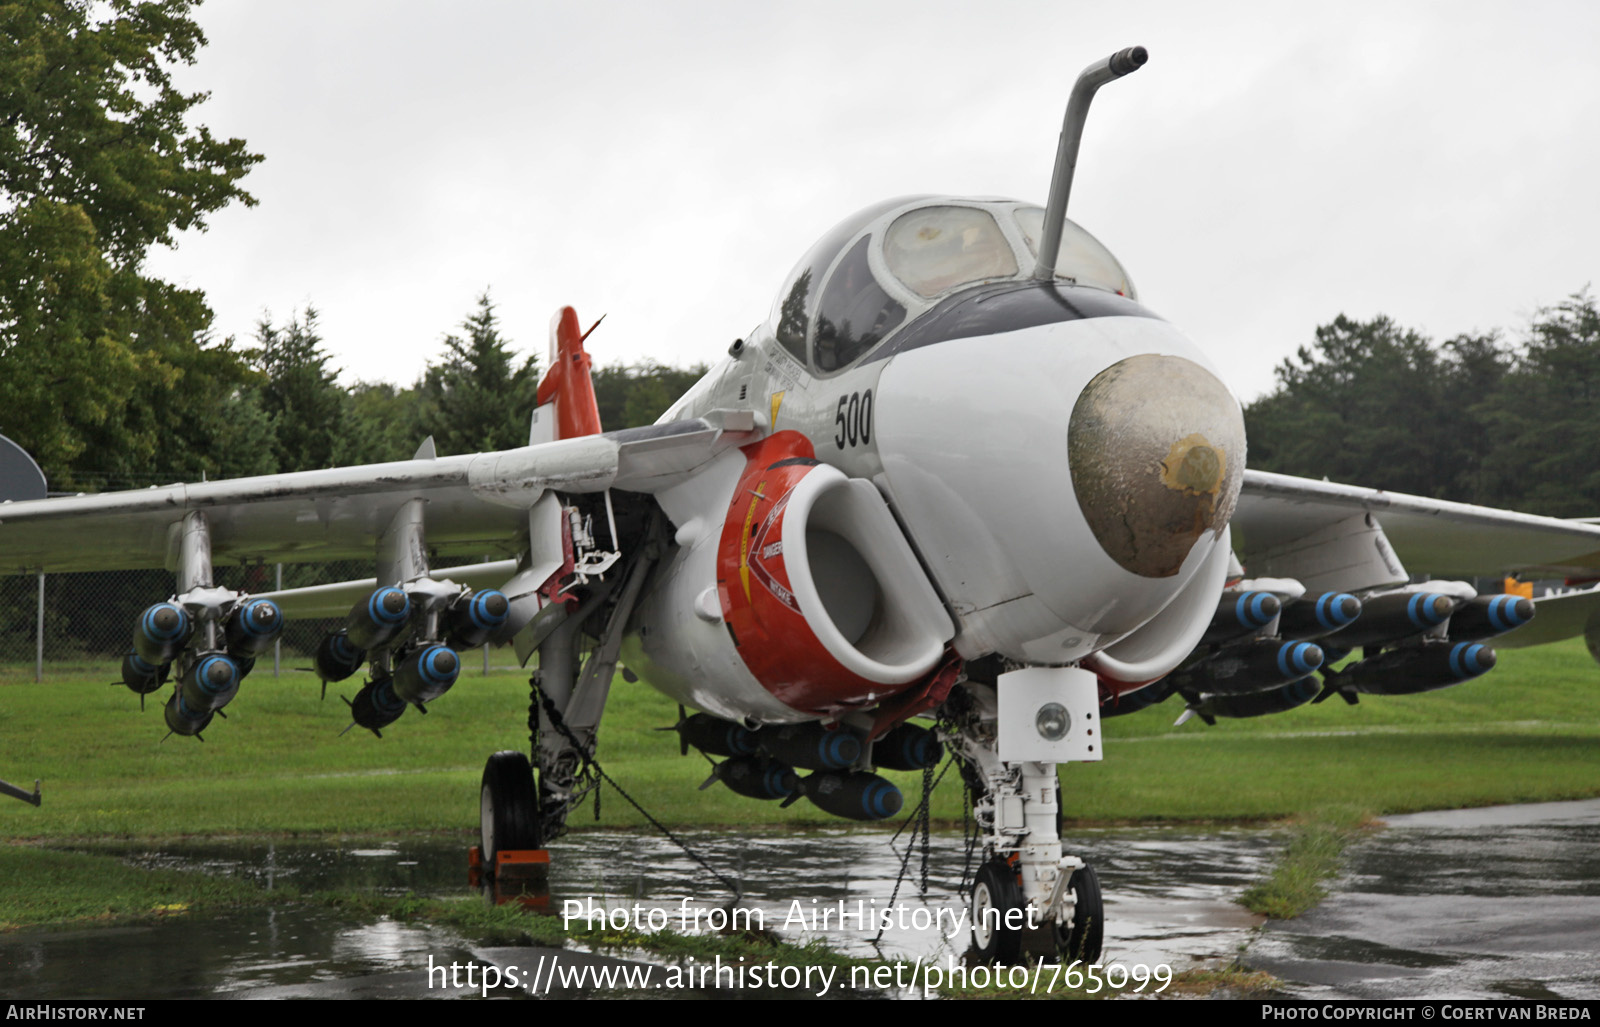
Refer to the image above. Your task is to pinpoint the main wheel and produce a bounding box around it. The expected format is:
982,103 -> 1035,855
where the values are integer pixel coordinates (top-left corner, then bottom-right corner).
480,750 -> 540,866
970,857 -> 1025,965
1056,863 -> 1104,964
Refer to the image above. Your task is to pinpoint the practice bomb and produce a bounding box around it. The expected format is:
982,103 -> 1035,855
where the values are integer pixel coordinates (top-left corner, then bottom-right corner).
1447,594 -> 1535,642
796,770 -> 903,821
314,630 -> 366,684
1199,590 -> 1280,645
708,756 -> 798,800
870,721 -> 943,771
754,722 -> 862,770
119,650 -> 168,698
1276,592 -> 1363,641
179,653 -> 241,713
670,712 -> 758,758
133,602 -> 193,666
344,672 -> 407,736
393,644 -> 460,705
1321,641 -> 1496,700
225,597 -> 283,657
1166,639 -> 1324,696
1323,591 -> 1454,648
444,589 -> 509,649
1099,678 -> 1177,718
1184,676 -> 1322,723
163,692 -> 215,738
345,586 -> 411,651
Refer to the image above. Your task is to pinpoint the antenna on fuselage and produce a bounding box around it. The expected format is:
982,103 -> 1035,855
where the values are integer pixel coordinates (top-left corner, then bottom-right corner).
1032,45 -> 1148,279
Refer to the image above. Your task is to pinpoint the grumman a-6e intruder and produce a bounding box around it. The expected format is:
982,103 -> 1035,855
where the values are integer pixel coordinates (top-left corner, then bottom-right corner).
7,47 -> 1600,963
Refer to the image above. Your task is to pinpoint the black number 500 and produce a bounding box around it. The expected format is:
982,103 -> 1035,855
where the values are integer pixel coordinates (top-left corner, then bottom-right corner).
834,390 -> 872,449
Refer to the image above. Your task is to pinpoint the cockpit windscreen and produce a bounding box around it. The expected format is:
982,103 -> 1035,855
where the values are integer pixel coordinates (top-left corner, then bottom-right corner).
766,197 -> 1138,377
883,206 -> 1017,299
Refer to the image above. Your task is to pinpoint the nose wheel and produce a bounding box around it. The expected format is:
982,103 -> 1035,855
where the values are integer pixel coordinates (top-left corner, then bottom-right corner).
1055,863 -> 1104,963
969,855 -> 1105,966
970,857 -> 1025,965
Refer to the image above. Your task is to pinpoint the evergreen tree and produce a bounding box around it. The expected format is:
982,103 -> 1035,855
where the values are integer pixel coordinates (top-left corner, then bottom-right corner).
1246,315 -> 1457,498
337,381 -> 422,465
592,360 -> 710,429
252,308 -> 344,472
417,293 -> 538,454
1437,330 -> 1512,505
1479,292 -> 1600,516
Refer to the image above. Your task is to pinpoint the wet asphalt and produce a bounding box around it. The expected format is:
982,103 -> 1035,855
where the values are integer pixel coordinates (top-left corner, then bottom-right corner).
1247,799 -> 1600,999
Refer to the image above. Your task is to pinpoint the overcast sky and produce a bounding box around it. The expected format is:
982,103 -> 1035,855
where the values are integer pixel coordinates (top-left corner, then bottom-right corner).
143,0 -> 1600,404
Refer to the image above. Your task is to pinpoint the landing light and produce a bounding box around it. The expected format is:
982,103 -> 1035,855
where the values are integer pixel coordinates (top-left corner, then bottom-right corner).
1036,702 -> 1071,742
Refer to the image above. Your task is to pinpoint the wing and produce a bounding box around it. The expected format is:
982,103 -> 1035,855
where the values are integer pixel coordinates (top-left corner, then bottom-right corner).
1111,469 -> 1600,727
1235,469 -> 1600,585
1233,468 -> 1600,656
0,412 -> 755,574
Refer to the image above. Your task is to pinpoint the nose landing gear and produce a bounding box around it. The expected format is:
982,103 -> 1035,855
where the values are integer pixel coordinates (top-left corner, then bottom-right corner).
943,668 -> 1106,966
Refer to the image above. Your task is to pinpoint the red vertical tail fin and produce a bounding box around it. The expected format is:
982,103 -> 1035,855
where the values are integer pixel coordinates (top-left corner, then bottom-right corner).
533,306 -> 603,441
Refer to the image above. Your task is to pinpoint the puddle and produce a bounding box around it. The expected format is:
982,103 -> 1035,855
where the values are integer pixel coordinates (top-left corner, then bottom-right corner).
553,826 -> 1273,966
0,907 -> 480,999
2,826 -> 1274,998
11,802 -> 1596,998
115,837 -> 467,897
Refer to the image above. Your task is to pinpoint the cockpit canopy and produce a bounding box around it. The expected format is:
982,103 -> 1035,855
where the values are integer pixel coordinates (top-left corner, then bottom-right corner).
768,197 -> 1137,375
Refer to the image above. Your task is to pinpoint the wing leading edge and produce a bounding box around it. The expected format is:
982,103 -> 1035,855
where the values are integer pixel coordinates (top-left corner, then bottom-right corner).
0,412 -> 755,574
1236,469 -> 1600,582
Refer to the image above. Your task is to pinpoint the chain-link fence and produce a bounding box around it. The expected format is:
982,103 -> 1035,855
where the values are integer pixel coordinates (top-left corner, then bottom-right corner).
0,561 -> 503,683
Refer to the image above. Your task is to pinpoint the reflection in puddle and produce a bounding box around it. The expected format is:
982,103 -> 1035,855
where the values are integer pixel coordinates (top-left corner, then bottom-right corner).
0,907 -> 480,999
548,827 -> 1273,966
3,826 -> 1274,998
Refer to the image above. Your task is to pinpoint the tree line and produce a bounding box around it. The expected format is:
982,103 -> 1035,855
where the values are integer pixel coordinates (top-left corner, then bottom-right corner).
0,2 -> 704,497
0,2 -> 717,661
1244,291 -> 1600,517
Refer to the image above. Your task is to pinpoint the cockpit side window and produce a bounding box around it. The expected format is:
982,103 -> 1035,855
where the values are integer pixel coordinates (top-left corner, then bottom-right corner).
774,269 -> 812,362
812,235 -> 906,373
772,196 -> 919,363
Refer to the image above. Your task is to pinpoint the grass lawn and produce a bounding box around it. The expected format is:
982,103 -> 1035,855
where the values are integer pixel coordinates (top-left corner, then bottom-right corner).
2,639 -> 1596,993
0,637 -> 1597,842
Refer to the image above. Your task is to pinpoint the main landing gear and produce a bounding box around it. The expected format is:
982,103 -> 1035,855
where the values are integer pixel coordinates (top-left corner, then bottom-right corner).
474,749 -> 551,901
475,517 -> 661,885
480,750 -> 540,863
942,666 -> 1106,965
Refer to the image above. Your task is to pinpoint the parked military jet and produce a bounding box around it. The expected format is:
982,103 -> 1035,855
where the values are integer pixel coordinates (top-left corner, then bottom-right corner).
5,46 -> 1600,964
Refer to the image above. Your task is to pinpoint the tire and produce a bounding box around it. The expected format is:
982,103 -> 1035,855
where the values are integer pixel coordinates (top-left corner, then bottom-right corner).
970,857 -> 1025,965
1056,863 -> 1104,964
480,750 -> 540,865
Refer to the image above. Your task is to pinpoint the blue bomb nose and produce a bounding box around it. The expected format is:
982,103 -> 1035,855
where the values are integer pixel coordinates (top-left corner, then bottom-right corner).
1067,354 -> 1246,578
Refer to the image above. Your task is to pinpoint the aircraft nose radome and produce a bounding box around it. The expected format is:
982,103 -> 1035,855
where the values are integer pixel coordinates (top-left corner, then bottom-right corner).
1067,354 -> 1245,578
